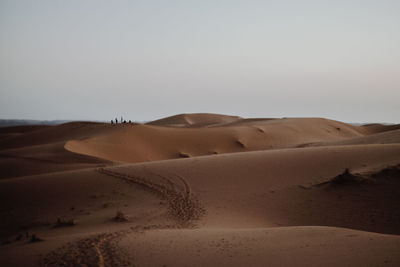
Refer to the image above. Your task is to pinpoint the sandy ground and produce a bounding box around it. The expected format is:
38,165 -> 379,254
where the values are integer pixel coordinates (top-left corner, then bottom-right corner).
0,113 -> 399,266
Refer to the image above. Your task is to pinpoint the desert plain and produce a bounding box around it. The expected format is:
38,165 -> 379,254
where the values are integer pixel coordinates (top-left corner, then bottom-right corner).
0,113 -> 399,266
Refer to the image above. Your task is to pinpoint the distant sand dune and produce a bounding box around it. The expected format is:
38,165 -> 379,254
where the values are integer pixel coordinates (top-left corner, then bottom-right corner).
65,117 -> 370,163
306,129 -> 400,147
146,113 -> 242,127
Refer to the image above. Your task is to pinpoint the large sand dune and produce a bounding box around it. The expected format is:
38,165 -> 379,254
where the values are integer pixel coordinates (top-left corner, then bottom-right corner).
0,113 -> 399,266
64,117 -> 367,163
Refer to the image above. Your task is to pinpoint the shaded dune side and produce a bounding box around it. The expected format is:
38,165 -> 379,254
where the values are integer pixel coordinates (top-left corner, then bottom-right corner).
0,122 -> 114,179
0,122 -> 113,151
306,129 -> 400,147
0,142 -> 109,179
0,125 -> 52,142
0,125 -> 51,134
361,123 -> 400,134
65,118 -> 367,163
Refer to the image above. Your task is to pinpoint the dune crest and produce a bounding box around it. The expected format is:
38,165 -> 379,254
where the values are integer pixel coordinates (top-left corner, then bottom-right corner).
146,113 -> 242,127
65,116 -> 371,163
1,114 -> 399,267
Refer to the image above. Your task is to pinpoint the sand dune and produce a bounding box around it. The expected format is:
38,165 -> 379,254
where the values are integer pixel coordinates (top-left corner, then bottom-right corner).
146,113 -> 242,127
0,113 -> 399,267
65,117 -> 369,163
0,142 -> 108,179
120,227 -> 400,267
306,129 -> 400,147
0,122 -> 110,150
95,144 -> 400,233
361,123 -> 400,134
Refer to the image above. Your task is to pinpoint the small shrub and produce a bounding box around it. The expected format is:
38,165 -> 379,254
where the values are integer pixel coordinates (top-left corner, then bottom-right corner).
29,234 -> 43,243
179,152 -> 190,158
15,234 -> 23,241
54,218 -> 75,228
113,211 -> 128,222
331,169 -> 355,184
1,239 -> 11,245
102,202 -> 113,208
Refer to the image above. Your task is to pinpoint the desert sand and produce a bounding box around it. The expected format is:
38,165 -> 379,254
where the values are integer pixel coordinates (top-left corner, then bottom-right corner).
0,113 -> 399,267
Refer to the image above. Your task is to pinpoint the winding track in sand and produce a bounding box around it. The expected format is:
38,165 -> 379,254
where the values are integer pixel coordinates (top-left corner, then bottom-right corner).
42,167 -> 203,267
97,167 -> 203,223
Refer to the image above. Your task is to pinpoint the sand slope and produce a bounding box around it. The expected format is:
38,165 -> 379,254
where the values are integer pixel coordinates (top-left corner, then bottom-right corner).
146,113 -> 242,127
307,129 -> 400,147
120,227 -> 400,267
65,117 -> 368,163
96,144 -> 400,233
0,122 -> 116,179
0,114 -> 399,267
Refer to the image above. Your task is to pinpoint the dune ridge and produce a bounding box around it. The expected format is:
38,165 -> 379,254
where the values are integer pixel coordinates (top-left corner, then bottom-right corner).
146,113 -> 242,127
0,113 -> 399,267
65,117 -> 371,164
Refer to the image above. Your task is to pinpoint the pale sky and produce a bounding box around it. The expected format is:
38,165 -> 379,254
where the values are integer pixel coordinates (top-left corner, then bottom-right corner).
1,0 -> 399,123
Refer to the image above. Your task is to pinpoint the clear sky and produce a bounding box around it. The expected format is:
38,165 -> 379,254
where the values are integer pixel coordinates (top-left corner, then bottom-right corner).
1,0 -> 399,123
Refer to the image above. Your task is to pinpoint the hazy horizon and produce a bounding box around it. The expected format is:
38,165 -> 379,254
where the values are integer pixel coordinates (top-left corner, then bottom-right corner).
1,1 -> 399,123
0,114 -> 397,126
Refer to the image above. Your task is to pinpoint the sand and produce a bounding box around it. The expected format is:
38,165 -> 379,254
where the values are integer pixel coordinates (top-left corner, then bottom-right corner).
0,113 -> 399,267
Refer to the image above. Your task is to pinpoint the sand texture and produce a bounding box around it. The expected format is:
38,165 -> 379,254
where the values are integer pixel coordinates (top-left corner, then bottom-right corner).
0,114 -> 399,266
